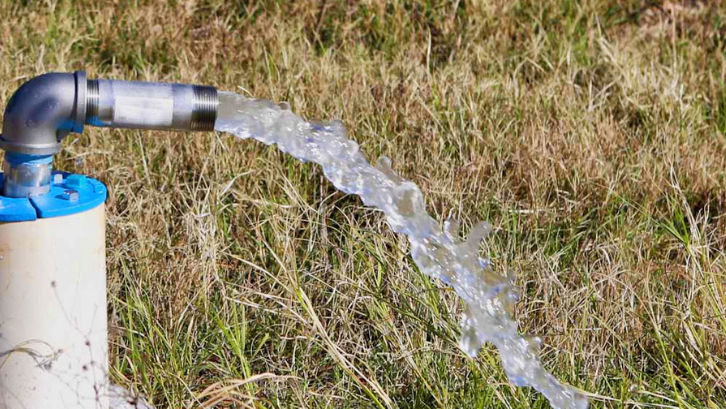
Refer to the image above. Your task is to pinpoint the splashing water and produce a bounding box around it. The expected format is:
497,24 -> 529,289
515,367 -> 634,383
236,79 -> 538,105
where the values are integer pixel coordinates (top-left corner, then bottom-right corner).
214,92 -> 588,409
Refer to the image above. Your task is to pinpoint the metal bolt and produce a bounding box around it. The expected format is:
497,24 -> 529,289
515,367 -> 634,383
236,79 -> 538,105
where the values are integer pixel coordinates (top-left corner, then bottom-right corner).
53,173 -> 64,184
62,189 -> 79,202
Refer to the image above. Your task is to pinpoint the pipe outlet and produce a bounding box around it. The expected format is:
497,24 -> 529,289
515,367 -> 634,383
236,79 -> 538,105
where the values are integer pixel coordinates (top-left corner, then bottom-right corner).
0,71 -> 219,197
86,79 -> 218,132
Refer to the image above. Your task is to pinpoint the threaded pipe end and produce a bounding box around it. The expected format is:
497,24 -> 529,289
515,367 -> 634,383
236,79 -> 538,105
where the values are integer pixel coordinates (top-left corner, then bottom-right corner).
191,86 -> 218,131
86,79 -> 99,122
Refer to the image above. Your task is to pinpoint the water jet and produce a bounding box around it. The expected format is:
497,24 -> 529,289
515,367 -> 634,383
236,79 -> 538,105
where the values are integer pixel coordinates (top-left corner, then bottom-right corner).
0,71 -> 587,409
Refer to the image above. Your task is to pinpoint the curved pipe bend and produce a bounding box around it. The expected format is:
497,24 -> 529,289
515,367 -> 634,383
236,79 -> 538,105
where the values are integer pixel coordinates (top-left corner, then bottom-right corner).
1,71 -> 86,156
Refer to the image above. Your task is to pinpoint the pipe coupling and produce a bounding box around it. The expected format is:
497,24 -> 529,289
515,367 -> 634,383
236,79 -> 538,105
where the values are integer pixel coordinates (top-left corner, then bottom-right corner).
2,153 -> 53,198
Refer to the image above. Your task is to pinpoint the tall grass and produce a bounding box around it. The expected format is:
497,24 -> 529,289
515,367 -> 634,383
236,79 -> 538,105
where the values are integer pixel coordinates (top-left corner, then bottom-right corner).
1,1 -> 724,407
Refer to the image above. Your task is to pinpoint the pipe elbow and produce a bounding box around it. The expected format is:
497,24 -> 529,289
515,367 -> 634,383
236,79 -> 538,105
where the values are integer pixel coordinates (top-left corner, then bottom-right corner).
1,71 -> 86,155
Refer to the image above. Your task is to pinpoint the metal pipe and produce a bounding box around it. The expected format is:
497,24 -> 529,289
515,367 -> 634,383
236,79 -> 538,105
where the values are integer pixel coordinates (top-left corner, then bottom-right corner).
1,153 -> 53,197
0,71 -> 218,197
85,79 -> 218,131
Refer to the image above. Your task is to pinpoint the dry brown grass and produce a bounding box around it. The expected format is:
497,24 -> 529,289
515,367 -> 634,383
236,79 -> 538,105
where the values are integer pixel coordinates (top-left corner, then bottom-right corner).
1,1 -> 725,408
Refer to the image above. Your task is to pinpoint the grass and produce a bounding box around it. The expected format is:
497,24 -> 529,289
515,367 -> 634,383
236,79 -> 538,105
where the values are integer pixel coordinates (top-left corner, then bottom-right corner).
1,0 -> 726,408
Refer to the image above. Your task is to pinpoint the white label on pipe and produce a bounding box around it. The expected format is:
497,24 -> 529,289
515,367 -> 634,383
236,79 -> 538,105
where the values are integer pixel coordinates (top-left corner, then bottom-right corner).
113,96 -> 174,128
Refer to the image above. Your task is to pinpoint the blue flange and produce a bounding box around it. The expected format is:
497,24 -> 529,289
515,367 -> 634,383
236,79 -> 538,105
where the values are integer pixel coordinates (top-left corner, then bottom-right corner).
0,172 -> 107,222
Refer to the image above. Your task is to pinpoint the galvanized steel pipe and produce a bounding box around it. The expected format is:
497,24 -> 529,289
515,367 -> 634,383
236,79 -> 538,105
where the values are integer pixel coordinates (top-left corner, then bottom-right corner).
0,71 -> 218,197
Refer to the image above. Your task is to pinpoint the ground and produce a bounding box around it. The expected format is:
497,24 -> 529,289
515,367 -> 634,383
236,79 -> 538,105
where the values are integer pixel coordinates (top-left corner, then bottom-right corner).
1,1 -> 725,408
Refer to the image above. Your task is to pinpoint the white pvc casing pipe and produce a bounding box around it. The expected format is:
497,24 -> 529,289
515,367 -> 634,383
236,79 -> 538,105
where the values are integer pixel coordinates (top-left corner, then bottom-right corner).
0,204 -> 108,409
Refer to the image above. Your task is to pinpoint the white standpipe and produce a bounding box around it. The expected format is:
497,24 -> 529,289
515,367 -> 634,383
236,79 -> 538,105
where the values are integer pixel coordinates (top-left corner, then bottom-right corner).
0,203 -> 107,409
0,70 -> 217,409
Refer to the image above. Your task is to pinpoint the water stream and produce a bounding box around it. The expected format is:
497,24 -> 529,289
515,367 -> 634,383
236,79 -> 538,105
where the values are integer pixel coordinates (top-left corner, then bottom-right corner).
213,92 -> 588,409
